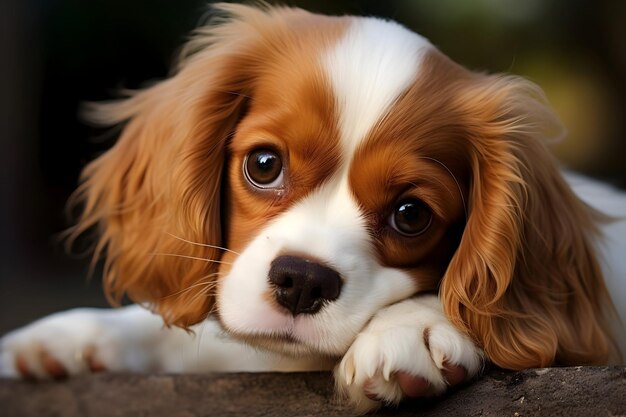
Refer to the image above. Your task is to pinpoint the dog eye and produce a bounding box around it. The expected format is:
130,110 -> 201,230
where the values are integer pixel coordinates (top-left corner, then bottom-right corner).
244,148 -> 284,189
389,199 -> 432,236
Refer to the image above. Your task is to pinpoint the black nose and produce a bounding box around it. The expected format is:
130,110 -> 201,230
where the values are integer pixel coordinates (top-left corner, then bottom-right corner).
268,255 -> 342,316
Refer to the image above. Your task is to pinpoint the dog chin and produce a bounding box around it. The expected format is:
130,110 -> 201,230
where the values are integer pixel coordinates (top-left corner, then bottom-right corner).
220,322 -> 331,358
234,332 -> 323,357
216,303 -> 352,357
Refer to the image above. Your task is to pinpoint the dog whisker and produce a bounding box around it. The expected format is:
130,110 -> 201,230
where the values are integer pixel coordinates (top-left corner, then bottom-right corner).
149,252 -> 233,265
166,233 -> 240,255
160,274 -> 221,300
217,89 -> 253,100
187,284 -> 219,308
177,285 -> 217,303
195,320 -> 207,362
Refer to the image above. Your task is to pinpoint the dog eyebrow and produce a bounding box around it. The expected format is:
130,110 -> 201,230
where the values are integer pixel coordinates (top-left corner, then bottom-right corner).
418,157 -> 467,221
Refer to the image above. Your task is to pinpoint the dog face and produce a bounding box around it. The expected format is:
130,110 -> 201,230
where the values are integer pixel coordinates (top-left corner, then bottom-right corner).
71,5 -> 615,367
215,15 -> 470,355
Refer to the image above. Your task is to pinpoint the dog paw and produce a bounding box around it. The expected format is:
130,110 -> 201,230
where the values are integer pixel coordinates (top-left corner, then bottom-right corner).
335,296 -> 483,412
0,309 -> 122,379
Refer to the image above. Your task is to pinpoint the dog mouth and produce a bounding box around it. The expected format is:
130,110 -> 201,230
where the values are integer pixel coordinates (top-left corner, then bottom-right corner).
214,308 -> 299,344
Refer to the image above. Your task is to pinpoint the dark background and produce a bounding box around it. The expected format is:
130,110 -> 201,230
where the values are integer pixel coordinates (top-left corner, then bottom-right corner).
1,0 -> 625,334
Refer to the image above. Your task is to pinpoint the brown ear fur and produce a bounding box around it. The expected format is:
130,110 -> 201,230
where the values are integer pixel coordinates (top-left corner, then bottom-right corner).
66,4 -> 286,327
441,74 -> 618,368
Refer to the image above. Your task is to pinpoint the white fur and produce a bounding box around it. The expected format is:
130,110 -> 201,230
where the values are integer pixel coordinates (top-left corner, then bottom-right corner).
335,295 -> 483,411
217,176 -> 418,355
0,305 -> 332,377
323,17 -> 431,161
564,172 -> 626,358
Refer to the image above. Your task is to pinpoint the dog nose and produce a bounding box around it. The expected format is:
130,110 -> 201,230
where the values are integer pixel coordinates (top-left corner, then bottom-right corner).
268,255 -> 342,316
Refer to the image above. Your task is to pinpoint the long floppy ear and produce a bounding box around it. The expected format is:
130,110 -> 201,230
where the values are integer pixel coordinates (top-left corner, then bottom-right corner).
67,4 -> 274,327
441,74 -> 618,368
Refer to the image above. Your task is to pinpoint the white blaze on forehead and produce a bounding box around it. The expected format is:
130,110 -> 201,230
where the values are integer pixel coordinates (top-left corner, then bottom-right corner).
323,17 -> 432,159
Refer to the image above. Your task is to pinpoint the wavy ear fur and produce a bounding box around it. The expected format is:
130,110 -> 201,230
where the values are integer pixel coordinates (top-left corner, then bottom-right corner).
67,4 -> 286,327
441,73 -> 618,368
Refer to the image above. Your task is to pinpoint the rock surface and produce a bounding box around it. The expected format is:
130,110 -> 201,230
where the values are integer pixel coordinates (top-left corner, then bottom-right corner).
1,367 -> 624,416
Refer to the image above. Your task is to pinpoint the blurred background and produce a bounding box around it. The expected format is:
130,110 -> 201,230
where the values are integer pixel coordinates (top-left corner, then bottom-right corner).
1,0 -> 625,333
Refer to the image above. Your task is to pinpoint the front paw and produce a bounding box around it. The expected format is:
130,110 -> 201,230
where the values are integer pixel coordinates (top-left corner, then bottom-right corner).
335,297 -> 483,412
0,309 -> 117,379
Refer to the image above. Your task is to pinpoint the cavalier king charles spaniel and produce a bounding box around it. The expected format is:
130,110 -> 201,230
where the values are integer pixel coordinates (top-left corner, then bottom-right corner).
2,4 -> 625,412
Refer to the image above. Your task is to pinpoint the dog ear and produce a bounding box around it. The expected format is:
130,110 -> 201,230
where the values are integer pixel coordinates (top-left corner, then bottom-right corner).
67,4 -> 273,327
440,74 -> 618,368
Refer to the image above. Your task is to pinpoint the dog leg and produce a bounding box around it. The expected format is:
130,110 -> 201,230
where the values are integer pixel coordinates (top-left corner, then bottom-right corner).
335,295 -> 483,412
1,305 -> 330,378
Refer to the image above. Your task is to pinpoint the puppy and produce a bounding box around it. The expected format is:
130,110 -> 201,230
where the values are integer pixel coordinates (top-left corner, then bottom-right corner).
2,4 -> 625,412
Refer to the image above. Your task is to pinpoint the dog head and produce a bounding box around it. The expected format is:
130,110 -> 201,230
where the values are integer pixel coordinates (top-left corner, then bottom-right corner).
70,4 -> 615,367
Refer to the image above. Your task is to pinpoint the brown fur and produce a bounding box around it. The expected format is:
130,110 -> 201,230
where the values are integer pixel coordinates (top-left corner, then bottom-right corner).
68,4 -> 618,370
350,49 -> 617,368
67,4 -> 346,327
349,51 -> 472,291
427,52 -> 618,368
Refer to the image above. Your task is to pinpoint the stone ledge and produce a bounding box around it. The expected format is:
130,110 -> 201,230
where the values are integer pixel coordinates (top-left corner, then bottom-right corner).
1,367 -> 624,416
